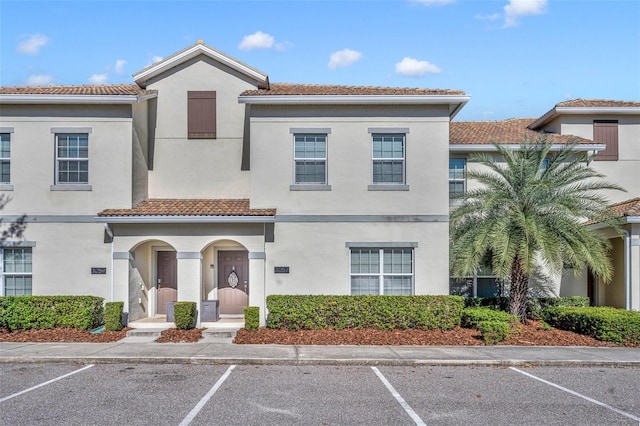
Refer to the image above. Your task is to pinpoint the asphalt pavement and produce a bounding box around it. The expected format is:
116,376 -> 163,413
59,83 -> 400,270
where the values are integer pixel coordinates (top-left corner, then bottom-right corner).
0,340 -> 638,367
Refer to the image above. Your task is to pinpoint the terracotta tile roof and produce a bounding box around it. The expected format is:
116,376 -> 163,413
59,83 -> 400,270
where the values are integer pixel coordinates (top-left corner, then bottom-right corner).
555,99 -> 640,108
241,83 -> 465,96
98,199 -> 276,217
450,119 -> 593,145
609,197 -> 640,219
0,84 -> 154,96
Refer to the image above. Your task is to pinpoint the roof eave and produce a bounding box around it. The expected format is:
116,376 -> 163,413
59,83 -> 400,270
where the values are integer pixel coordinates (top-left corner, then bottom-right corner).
449,143 -> 606,152
0,93 -> 157,104
531,106 -> 640,129
95,215 -> 276,224
133,44 -> 268,88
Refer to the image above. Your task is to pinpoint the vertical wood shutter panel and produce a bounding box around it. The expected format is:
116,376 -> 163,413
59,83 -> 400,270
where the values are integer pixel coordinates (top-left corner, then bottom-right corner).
593,121 -> 618,161
188,91 -> 216,139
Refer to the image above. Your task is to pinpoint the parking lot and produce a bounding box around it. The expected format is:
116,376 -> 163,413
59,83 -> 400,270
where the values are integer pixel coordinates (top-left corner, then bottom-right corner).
1,363 -> 639,425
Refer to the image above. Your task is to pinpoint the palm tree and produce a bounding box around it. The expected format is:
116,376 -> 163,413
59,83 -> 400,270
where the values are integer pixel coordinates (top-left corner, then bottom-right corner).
449,137 -> 624,321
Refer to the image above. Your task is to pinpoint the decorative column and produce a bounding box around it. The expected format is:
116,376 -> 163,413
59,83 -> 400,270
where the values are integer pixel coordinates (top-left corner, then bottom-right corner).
176,251 -> 202,325
248,251 -> 267,326
112,251 -> 132,315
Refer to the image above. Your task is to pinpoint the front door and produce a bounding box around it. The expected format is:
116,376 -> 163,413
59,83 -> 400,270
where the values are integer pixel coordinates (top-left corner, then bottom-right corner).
157,251 -> 177,315
218,250 -> 249,315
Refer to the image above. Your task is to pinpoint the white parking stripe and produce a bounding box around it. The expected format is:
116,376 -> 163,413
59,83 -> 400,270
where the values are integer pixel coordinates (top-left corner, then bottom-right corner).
372,367 -> 427,426
510,367 -> 640,422
0,364 -> 94,403
178,365 -> 236,426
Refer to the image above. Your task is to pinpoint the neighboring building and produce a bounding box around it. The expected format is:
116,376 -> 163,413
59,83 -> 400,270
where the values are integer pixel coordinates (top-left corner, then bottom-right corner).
449,101 -> 640,310
0,41 -> 469,325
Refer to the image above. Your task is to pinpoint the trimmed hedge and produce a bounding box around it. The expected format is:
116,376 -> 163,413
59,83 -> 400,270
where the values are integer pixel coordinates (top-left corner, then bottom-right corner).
174,302 -> 197,330
0,296 -> 104,331
464,296 -> 590,319
104,301 -> 124,331
544,306 -> 640,344
266,295 -> 464,330
462,307 -> 516,328
477,321 -> 511,344
244,306 -> 259,331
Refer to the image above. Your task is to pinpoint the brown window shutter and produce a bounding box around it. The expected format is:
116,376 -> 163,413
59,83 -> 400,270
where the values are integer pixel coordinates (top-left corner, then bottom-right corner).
188,91 -> 216,139
593,120 -> 618,161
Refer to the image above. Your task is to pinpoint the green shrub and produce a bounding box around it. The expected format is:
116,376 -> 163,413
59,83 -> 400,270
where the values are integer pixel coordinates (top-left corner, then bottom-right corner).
462,307 -> 516,328
174,302 -> 197,330
0,296 -> 103,331
463,296 -> 590,320
477,321 -> 511,344
244,306 -> 259,330
266,295 -> 464,330
544,306 -> 640,344
104,301 -> 124,331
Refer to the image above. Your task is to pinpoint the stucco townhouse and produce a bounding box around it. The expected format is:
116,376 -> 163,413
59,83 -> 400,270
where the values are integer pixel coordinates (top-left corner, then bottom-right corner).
1,41 -> 638,326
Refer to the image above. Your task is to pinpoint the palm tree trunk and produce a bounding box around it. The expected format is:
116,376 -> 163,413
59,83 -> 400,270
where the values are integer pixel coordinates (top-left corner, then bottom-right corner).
509,257 -> 529,322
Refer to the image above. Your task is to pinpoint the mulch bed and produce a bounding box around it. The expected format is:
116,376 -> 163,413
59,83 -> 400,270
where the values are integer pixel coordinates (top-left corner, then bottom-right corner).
0,327 -> 131,343
155,328 -> 204,343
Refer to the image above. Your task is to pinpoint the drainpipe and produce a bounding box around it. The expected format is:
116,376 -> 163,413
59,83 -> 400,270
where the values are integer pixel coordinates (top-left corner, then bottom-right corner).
622,229 -> 631,310
105,223 -> 115,302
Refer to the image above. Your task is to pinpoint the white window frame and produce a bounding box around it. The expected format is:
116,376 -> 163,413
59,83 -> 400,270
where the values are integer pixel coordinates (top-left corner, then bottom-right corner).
0,132 -> 10,185
371,133 -> 406,185
1,247 -> 33,296
55,133 -> 89,185
449,158 -> 466,198
349,247 -> 414,295
293,133 -> 328,185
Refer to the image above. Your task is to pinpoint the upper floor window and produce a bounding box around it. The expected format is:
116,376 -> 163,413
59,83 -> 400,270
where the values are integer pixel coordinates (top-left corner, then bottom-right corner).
593,120 -> 618,161
0,133 -> 10,184
372,134 -> 405,184
55,133 -> 88,184
294,134 -> 327,184
1,247 -> 32,296
188,91 -> 217,139
350,248 -> 413,295
449,158 -> 466,197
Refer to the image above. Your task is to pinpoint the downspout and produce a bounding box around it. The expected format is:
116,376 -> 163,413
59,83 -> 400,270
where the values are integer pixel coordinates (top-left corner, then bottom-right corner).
622,229 -> 631,310
104,223 -> 115,302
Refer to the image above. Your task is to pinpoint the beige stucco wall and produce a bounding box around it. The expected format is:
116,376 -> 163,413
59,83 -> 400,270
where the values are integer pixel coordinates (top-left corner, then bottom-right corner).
0,104 -> 134,214
249,104 -> 451,215
145,56 -> 255,199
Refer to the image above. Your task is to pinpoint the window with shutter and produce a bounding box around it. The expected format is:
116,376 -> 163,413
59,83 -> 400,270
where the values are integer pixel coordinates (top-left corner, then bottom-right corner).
188,91 -> 216,139
593,120 -> 618,161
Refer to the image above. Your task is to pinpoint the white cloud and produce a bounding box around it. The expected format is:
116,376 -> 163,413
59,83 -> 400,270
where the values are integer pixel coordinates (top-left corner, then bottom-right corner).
475,13 -> 500,21
115,59 -> 127,74
504,0 -> 547,27
17,34 -> 50,55
238,31 -> 275,50
413,0 -> 456,5
395,57 -> 442,77
328,49 -> 363,70
26,74 -> 53,85
88,73 -> 108,84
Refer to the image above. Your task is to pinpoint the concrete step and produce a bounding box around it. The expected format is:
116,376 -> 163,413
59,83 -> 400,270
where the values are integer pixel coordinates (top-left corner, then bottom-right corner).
201,327 -> 240,339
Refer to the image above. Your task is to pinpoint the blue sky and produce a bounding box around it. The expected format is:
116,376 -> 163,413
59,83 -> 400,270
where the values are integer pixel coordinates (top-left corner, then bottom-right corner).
1,0 -> 639,120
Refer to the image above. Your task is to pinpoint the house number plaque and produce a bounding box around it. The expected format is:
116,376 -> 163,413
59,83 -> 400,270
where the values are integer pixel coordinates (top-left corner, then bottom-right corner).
91,267 -> 107,275
274,266 -> 289,274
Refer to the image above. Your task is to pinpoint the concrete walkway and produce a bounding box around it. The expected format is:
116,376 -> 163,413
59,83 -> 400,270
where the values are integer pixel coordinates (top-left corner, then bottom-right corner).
0,341 -> 638,367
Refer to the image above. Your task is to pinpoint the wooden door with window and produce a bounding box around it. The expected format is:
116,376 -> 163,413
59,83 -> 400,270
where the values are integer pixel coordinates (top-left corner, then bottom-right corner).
157,251 -> 177,315
218,251 -> 249,315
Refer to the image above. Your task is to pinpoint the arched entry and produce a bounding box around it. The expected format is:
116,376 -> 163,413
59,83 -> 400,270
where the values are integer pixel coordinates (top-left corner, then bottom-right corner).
218,250 -> 249,314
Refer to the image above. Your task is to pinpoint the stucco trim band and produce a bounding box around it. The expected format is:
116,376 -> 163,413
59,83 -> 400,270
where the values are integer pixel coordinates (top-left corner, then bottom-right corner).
113,252 -> 133,260
346,242 -> 418,248
248,252 -> 266,259
177,252 -> 202,260
276,215 -> 448,223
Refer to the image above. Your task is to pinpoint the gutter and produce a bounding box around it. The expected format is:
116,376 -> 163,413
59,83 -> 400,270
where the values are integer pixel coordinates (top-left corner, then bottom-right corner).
622,229 -> 631,310
95,215 -> 276,224
238,94 -> 471,106
449,144 -> 606,152
530,106 -> 640,129
0,93 -> 158,104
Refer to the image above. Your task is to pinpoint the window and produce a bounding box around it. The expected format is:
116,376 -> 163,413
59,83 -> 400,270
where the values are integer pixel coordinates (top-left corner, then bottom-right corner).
449,158 -> 466,197
0,133 -> 9,184
294,134 -> 327,184
449,262 -> 502,298
372,134 -> 405,184
188,91 -> 216,139
55,133 -> 88,184
350,248 -> 413,295
1,247 -> 32,296
593,120 -> 618,161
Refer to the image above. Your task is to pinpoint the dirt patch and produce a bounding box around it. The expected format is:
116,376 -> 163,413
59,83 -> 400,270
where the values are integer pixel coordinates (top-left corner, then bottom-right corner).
155,328 -> 204,343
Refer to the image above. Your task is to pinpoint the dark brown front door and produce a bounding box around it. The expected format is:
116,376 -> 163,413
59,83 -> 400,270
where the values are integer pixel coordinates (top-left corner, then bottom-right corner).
218,251 -> 249,315
157,251 -> 177,315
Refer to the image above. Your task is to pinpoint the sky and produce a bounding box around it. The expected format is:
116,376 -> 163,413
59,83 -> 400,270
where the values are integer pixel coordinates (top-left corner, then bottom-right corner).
1,0 -> 639,121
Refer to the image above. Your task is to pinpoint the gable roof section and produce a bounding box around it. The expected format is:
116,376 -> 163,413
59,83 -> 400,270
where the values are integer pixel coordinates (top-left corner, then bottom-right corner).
586,197 -> 640,226
239,83 -> 469,118
97,199 -> 276,223
531,98 -> 640,129
449,118 -> 603,151
0,84 -> 156,104
133,40 -> 269,89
